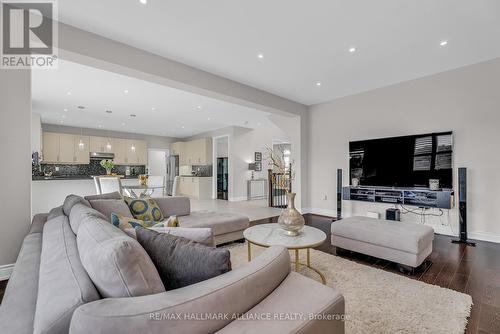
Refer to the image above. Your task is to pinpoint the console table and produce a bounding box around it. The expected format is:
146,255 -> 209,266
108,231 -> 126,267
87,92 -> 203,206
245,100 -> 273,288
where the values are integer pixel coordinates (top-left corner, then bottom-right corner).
342,186 -> 454,209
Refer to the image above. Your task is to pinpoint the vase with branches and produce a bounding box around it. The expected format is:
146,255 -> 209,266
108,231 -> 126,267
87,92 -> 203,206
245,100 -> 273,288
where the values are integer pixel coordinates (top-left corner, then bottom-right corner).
266,146 -> 304,236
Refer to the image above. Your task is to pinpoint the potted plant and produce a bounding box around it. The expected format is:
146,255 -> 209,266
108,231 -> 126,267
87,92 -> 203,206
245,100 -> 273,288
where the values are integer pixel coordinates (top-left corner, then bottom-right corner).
100,159 -> 115,175
266,146 -> 304,236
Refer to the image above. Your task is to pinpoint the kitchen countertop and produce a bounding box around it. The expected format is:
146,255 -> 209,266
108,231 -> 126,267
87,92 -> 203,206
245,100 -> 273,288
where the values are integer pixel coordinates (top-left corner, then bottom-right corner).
32,175 -> 142,181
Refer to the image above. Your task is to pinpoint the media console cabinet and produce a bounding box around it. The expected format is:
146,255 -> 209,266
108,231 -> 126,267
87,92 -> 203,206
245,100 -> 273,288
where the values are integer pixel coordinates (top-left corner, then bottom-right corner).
342,186 -> 454,209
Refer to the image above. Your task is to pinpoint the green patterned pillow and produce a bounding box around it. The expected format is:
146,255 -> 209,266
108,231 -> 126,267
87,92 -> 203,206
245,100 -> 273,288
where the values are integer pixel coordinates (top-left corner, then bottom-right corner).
123,197 -> 164,223
110,212 -> 156,230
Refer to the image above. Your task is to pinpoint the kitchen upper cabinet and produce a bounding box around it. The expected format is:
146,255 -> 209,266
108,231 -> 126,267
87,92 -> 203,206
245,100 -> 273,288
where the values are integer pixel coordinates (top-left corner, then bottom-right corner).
176,138 -> 212,166
74,136 -> 90,164
170,142 -> 184,156
124,139 -> 147,165
59,134 -> 75,163
90,136 -> 113,153
42,132 -> 59,163
112,138 -> 127,164
42,132 -> 90,164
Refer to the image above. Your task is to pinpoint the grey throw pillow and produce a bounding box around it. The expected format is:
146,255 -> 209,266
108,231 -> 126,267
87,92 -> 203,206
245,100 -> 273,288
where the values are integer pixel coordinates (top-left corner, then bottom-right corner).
135,227 -> 231,290
84,191 -> 122,201
89,199 -> 132,222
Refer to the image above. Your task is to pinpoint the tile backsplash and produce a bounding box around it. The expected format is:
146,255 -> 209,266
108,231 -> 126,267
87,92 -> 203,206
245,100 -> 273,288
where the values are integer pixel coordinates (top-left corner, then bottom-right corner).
39,160 -> 145,176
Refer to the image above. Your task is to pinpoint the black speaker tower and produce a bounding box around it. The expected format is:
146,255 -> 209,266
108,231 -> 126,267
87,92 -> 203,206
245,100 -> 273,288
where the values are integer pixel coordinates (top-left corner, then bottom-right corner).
336,169 -> 342,220
451,167 -> 476,246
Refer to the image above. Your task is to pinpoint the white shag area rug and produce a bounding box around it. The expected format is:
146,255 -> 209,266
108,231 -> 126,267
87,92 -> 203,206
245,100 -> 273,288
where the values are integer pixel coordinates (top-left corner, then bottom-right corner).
227,243 -> 472,334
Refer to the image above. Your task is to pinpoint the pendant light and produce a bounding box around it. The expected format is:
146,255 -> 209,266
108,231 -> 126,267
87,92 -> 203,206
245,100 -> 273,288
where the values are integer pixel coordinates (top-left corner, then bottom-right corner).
78,128 -> 85,151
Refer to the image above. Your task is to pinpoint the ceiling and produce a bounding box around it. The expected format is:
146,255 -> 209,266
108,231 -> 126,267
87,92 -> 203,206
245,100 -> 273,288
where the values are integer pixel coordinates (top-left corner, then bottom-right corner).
32,60 -> 272,138
57,0 -> 500,105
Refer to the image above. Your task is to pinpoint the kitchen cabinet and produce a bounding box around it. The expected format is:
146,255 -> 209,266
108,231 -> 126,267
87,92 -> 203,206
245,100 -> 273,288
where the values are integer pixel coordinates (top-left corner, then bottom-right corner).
125,140 -> 147,165
90,136 -> 113,153
74,136 -> 90,164
175,138 -> 212,166
112,138 -> 127,164
42,132 -> 59,163
178,177 -> 212,199
42,132 -> 90,164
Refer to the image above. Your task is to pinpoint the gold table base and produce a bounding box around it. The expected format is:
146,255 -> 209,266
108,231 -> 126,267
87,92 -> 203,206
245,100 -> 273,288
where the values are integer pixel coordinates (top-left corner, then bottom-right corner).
247,241 -> 326,285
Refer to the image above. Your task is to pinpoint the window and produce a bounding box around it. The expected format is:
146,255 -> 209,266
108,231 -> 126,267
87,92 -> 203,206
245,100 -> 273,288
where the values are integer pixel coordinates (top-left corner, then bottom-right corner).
413,133 -> 452,171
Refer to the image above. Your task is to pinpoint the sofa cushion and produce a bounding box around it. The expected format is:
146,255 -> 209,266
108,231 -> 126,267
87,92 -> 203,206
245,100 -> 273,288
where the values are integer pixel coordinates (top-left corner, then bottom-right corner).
77,216 -> 165,298
84,191 -> 122,201
69,202 -> 107,235
34,215 -> 100,334
47,205 -> 64,220
62,194 -> 90,216
179,211 -> 249,236
153,196 -> 190,217
124,196 -> 164,222
89,199 -> 132,222
136,227 -> 231,290
0,233 -> 42,334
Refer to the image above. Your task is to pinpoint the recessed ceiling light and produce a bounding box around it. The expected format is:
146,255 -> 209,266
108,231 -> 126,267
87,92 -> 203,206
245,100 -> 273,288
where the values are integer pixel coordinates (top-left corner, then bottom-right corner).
124,89 -> 129,94
151,107 -> 156,111
63,108 -> 68,112
196,105 -> 202,110
77,106 -> 85,109
257,54 -> 264,59
315,82 -> 322,87
181,125 -> 185,129
349,47 -> 356,53
98,124 -> 102,128
139,0 -> 147,4
106,110 -> 112,114
121,122 -> 126,126
67,91 -> 72,95
130,114 -> 136,117
61,114 -> 66,119
207,117 -> 211,121
440,40 -> 448,46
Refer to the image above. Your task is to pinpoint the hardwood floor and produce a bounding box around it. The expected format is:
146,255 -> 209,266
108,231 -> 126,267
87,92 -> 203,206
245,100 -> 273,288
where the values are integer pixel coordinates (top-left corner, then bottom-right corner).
0,213 -> 498,333
251,214 -> 500,334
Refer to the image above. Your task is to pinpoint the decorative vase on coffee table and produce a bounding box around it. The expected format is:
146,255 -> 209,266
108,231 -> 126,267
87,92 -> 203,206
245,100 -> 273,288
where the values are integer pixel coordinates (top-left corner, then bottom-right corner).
278,192 -> 305,236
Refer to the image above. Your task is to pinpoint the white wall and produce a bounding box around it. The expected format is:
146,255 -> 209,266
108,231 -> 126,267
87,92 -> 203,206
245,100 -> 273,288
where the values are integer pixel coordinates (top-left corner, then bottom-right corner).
188,123 -> 289,202
31,113 -> 42,154
42,124 -> 178,149
0,70 -> 32,269
307,58 -> 500,243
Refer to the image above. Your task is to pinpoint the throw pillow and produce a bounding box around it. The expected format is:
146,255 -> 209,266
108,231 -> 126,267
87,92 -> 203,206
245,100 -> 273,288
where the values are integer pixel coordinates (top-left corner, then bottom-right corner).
77,216 -> 165,298
110,212 -> 158,230
150,215 -> 179,228
89,199 -> 132,222
124,197 -> 164,223
135,227 -> 231,290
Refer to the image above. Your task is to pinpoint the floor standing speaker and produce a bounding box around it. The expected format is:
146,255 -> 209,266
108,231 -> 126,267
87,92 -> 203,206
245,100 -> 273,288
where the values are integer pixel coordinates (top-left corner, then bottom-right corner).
336,169 -> 342,220
452,167 -> 476,246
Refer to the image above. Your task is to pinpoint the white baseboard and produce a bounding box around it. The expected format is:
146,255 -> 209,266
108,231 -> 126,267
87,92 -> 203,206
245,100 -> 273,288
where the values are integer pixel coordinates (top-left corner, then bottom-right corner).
468,231 -> 500,244
0,263 -> 14,281
228,196 -> 247,202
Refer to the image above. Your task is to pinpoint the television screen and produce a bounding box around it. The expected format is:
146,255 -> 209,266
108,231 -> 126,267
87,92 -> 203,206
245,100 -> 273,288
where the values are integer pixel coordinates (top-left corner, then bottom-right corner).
349,132 -> 453,189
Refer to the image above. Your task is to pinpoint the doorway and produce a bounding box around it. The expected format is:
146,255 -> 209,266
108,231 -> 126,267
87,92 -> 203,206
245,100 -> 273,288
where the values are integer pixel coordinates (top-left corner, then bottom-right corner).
213,136 -> 229,200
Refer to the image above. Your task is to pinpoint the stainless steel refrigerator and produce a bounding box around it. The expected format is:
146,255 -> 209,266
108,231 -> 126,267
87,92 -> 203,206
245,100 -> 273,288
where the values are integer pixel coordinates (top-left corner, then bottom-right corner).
166,155 -> 179,196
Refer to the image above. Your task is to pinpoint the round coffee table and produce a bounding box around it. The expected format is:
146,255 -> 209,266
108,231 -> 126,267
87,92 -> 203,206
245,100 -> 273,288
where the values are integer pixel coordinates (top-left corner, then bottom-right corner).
243,223 -> 327,284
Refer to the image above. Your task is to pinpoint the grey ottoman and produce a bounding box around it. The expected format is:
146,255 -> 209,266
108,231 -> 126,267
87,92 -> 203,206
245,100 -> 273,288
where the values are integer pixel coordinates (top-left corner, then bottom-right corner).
331,216 -> 434,268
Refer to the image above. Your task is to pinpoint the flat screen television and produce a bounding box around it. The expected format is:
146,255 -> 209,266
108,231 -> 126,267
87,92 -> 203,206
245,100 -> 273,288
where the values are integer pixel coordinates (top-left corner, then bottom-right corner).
349,132 -> 453,189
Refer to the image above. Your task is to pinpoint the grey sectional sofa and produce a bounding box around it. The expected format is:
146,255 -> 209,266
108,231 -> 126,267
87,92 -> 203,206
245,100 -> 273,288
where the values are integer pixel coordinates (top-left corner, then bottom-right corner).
0,195 -> 345,334
86,193 -> 249,245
